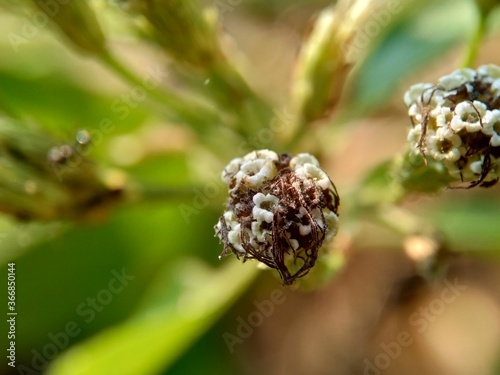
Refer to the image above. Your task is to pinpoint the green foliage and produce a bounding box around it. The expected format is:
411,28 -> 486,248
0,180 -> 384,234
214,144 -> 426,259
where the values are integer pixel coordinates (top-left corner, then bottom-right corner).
0,1 -> 499,374
46,259 -> 257,375
347,0 -> 475,116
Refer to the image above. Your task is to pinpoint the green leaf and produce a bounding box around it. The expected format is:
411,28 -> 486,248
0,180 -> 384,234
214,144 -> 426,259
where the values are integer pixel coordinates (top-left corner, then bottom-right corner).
0,197 -> 219,362
46,259 -> 258,375
355,159 -> 398,207
345,0 -> 474,117
0,69 -> 149,138
419,195 -> 500,253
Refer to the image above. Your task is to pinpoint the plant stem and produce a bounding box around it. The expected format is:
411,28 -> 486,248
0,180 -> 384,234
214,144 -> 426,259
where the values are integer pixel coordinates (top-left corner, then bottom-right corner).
372,204 -> 435,237
462,7 -> 488,67
284,118 -> 308,152
98,51 -> 220,135
128,185 -> 195,203
206,64 -> 271,139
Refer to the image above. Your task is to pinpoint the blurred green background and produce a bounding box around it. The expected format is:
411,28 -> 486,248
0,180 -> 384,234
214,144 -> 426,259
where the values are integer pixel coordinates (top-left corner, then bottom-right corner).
0,0 -> 500,374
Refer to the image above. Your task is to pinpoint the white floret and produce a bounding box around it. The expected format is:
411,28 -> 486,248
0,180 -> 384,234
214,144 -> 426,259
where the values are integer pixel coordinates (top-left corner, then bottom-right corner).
438,68 -> 476,91
466,156 -> 499,183
407,124 -> 423,152
311,208 -> 324,229
234,159 -> 277,188
404,83 -> 434,107
227,224 -> 244,254
299,224 -> 311,236
296,206 -> 308,218
426,128 -> 462,162
243,149 -> 278,162
482,109 -> 500,146
469,159 -> 483,175
223,211 -> 238,228
435,126 -> 458,142
478,64 -> 500,79
251,221 -> 271,242
450,101 -> 487,133
221,157 -> 244,185
252,193 -> 279,223
407,103 -> 422,122
491,79 -> 500,97
435,106 -> 452,127
221,211 -> 245,255
443,160 -> 462,180
295,163 -> 331,190
323,210 -> 339,242
285,232 -> 299,251
223,150 -> 279,189
290,153 -> 320,169
456,155 -> 483,182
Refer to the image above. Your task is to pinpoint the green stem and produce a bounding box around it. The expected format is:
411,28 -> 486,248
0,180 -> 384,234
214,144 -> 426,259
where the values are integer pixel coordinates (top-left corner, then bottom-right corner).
0,94 -> 21,118
462,7 -> 488,67
207,64 -> 271,139
371,204 -> 435,237
283,118 -> 308,152
128,185 -> 195,203
98,51 -> 220,135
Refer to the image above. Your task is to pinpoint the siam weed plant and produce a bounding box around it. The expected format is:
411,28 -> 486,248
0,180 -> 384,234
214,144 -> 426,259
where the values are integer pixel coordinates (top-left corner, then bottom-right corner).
1,1 -> 500,375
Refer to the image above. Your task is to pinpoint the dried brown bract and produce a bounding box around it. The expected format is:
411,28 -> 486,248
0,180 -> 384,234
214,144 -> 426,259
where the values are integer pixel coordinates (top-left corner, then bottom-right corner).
215,150 -> 340,285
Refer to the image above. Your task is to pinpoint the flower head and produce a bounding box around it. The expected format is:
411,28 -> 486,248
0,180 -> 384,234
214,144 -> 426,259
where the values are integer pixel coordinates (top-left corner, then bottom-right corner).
404,65 -> 500,188
215,150 -> 340,285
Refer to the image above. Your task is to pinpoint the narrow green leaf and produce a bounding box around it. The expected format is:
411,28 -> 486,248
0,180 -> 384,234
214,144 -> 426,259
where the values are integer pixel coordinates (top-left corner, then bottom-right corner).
46,259 -> 258,375
346,0 -> 474,116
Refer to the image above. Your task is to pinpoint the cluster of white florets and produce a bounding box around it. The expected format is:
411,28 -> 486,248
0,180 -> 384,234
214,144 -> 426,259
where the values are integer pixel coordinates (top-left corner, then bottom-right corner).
405,65 -> 500,187
215,150 -> 340,285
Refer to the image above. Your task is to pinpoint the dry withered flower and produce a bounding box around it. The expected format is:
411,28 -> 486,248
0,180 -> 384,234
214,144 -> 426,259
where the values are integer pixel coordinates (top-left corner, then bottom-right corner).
215,150 -> 340,285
